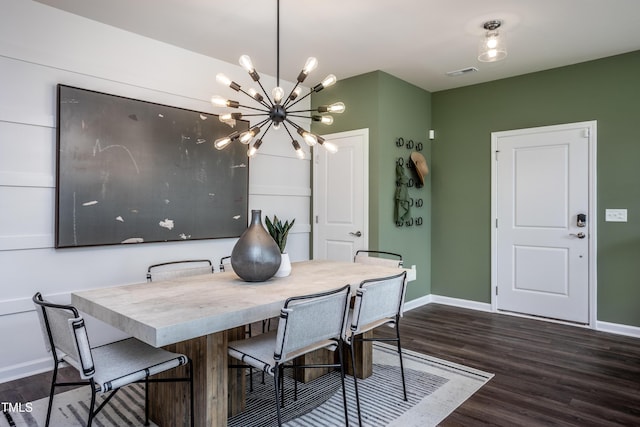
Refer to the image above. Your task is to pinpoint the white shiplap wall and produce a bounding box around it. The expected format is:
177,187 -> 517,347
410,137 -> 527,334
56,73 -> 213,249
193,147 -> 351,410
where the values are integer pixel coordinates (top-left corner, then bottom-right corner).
0,0 -> 311,383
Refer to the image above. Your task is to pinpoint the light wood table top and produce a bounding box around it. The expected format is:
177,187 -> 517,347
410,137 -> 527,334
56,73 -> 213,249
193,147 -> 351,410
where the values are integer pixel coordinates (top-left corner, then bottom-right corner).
72,259 -> 406,347
71,259 -> 408,427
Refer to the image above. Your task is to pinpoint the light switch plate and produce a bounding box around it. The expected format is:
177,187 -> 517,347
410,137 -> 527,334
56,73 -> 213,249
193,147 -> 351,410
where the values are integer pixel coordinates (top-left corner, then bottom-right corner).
605,209 -> 627,222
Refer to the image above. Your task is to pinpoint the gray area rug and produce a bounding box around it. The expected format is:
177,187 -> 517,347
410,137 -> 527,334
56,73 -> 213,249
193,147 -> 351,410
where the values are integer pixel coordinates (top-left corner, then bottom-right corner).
2,343 -> 492,427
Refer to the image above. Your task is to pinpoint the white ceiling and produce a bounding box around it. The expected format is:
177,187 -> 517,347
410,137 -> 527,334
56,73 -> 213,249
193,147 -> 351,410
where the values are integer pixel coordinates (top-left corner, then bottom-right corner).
35,0 -> 640,92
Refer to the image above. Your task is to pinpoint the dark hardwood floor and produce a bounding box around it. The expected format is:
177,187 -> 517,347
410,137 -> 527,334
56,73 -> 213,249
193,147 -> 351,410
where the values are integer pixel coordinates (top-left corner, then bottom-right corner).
2,304 -> 639,426
375,304 -> 640,426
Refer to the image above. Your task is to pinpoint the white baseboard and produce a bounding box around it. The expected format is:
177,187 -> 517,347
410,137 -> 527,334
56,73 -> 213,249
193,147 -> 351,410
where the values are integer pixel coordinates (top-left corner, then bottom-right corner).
596,321 -> 640,339
0,357 -> 51,384
403,295 -> 431,312
405,294 -> 640,339
429,295 -> 493,312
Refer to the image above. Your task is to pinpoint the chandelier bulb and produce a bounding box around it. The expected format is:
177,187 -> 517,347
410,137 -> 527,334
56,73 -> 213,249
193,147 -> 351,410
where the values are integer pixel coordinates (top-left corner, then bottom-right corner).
289,87 -> 302,101
327,102 -> 345,114
297,57 -> 318,82
248,88 -> 264,102
273,122 -> 281,131
248,139 -> 263,157
291,140 -> 305,159
297,128 -> 317,146
214,131 -> 239,150
321,74 -> 337,88
272,87 -> 285,104
239,55 -> 254,73
322,141 -> 338,154
312,115 -> 334,125
303,57 -> 318,74
211,96 -> 239,108
239,126 -> 261,145
220,112 -> 242,122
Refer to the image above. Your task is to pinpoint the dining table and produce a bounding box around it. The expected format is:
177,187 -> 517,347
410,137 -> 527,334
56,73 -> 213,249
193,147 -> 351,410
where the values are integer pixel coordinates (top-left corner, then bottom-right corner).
71,259 -> 413,427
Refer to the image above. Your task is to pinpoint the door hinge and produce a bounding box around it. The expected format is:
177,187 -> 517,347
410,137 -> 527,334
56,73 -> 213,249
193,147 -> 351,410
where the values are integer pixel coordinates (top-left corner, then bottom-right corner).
495,218 -> 498,228
583,128 -> 590,138
315,215 -> 319,224
496,287 -> 498,296
495,150 -> 499,160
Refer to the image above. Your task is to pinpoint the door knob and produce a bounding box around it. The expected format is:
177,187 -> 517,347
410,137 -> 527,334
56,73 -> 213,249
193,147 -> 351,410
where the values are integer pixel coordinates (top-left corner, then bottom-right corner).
349,231 -> 362,237
570,232 -> 586,239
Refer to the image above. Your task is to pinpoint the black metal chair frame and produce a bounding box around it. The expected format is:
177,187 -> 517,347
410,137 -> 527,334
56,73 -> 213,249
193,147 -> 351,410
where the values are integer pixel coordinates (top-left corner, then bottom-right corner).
146,259 -> 213,282
229,285 -> 352,426
347,271 -> 408,426
33,293 -> 195,427
354,250 -> 404,267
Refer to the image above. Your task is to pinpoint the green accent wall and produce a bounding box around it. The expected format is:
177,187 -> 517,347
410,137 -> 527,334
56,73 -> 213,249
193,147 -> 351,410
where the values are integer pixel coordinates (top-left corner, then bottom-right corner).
432,50 -> 640,327
312,71 -> 432,301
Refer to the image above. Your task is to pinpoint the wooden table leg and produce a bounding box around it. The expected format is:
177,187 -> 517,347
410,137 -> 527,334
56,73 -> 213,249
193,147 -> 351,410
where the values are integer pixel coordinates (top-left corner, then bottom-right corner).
148,331 -> 230,427
343,331 -> 373,379
227,326 -> 247,416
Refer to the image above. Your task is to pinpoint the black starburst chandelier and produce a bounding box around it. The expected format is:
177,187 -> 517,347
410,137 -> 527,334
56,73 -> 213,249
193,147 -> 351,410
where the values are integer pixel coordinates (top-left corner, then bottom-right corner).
211,0 -> 343,159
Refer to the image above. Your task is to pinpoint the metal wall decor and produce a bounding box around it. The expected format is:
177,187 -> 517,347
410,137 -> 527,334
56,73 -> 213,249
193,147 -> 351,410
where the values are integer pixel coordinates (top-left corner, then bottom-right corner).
394,136 -> 426,227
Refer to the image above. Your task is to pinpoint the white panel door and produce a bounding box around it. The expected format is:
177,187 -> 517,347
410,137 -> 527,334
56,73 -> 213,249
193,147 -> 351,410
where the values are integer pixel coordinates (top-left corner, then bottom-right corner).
493,122 -> 595,324
313,129 -> 368,261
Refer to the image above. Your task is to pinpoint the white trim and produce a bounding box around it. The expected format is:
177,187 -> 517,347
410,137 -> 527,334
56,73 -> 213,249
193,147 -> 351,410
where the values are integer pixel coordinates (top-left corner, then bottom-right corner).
0,234 -> 53,251
403,295 -> 431,312
490,121 -> 598,327
250,185 -> 312,197
430,295 -> 493,312
402,294 -> 640,339
0,172 -> 54,188
0,290 -> 73,316
0,357 -> 52,384
596,321 -> 640,339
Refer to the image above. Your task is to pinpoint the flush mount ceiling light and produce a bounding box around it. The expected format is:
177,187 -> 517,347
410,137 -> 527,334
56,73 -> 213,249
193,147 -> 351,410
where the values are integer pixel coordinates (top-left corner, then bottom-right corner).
211,0 -> 342,159
478,20 -> 507,63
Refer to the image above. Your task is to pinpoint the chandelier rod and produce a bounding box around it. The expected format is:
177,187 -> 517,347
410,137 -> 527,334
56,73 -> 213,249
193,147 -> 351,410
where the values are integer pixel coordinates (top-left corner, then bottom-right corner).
276,0 -> 280,87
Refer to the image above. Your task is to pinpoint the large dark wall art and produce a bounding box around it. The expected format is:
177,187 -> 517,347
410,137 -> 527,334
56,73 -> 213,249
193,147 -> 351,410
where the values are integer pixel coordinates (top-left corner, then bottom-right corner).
55,84 -> 249,248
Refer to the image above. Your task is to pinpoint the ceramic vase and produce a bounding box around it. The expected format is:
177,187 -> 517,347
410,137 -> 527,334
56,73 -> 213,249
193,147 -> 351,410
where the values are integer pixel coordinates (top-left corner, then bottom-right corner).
274,252 -> 292,277
231,210 -> 281,282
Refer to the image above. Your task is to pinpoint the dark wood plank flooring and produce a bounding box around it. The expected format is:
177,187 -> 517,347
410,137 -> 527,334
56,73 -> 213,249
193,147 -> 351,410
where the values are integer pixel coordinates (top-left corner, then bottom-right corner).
375,304 -> 640,426
2,304 -> 639,426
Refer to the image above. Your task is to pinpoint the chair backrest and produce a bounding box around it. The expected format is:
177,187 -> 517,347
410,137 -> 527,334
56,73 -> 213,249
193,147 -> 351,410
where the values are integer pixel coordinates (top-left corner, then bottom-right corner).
147,259 -> 213,282
219,256 -> 231,273
32,292 -> 95,379
354,250 -> 403,268
349,271 -> 408,337
274,285 -> 351,363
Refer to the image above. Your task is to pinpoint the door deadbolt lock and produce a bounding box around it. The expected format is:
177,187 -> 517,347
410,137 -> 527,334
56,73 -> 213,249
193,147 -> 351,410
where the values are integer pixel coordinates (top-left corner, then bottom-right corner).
577,213 -> 587,228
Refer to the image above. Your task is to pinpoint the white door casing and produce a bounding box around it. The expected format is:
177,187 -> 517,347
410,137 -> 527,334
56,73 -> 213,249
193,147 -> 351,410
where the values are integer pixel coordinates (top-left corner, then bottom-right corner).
313,129 -> 369,261
491,121 -> 597,325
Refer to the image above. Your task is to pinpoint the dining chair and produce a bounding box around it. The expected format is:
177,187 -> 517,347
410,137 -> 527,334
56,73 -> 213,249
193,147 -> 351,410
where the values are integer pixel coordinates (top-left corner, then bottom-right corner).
146,259 -> 213,282
354,250 -> 403,268
219,255 -> 231,272
345,270 -> 408,427
228,285 -> 352,427
32,292 -> 194,427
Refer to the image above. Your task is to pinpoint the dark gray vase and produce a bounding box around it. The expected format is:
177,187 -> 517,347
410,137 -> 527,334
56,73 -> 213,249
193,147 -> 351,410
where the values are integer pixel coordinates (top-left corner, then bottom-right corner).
231,210 -> 281,282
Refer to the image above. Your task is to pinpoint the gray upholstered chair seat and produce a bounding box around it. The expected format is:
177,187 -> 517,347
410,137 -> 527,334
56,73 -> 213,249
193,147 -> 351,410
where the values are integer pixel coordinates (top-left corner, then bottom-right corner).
89,338 -> 188,392
227,285 -> 352,426
33,293 -> 194,427
229,330 -> 339,375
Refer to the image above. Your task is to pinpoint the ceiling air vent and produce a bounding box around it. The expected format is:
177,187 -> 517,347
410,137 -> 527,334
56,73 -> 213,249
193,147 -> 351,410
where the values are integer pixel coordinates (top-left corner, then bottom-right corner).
446,67 -> 479,77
